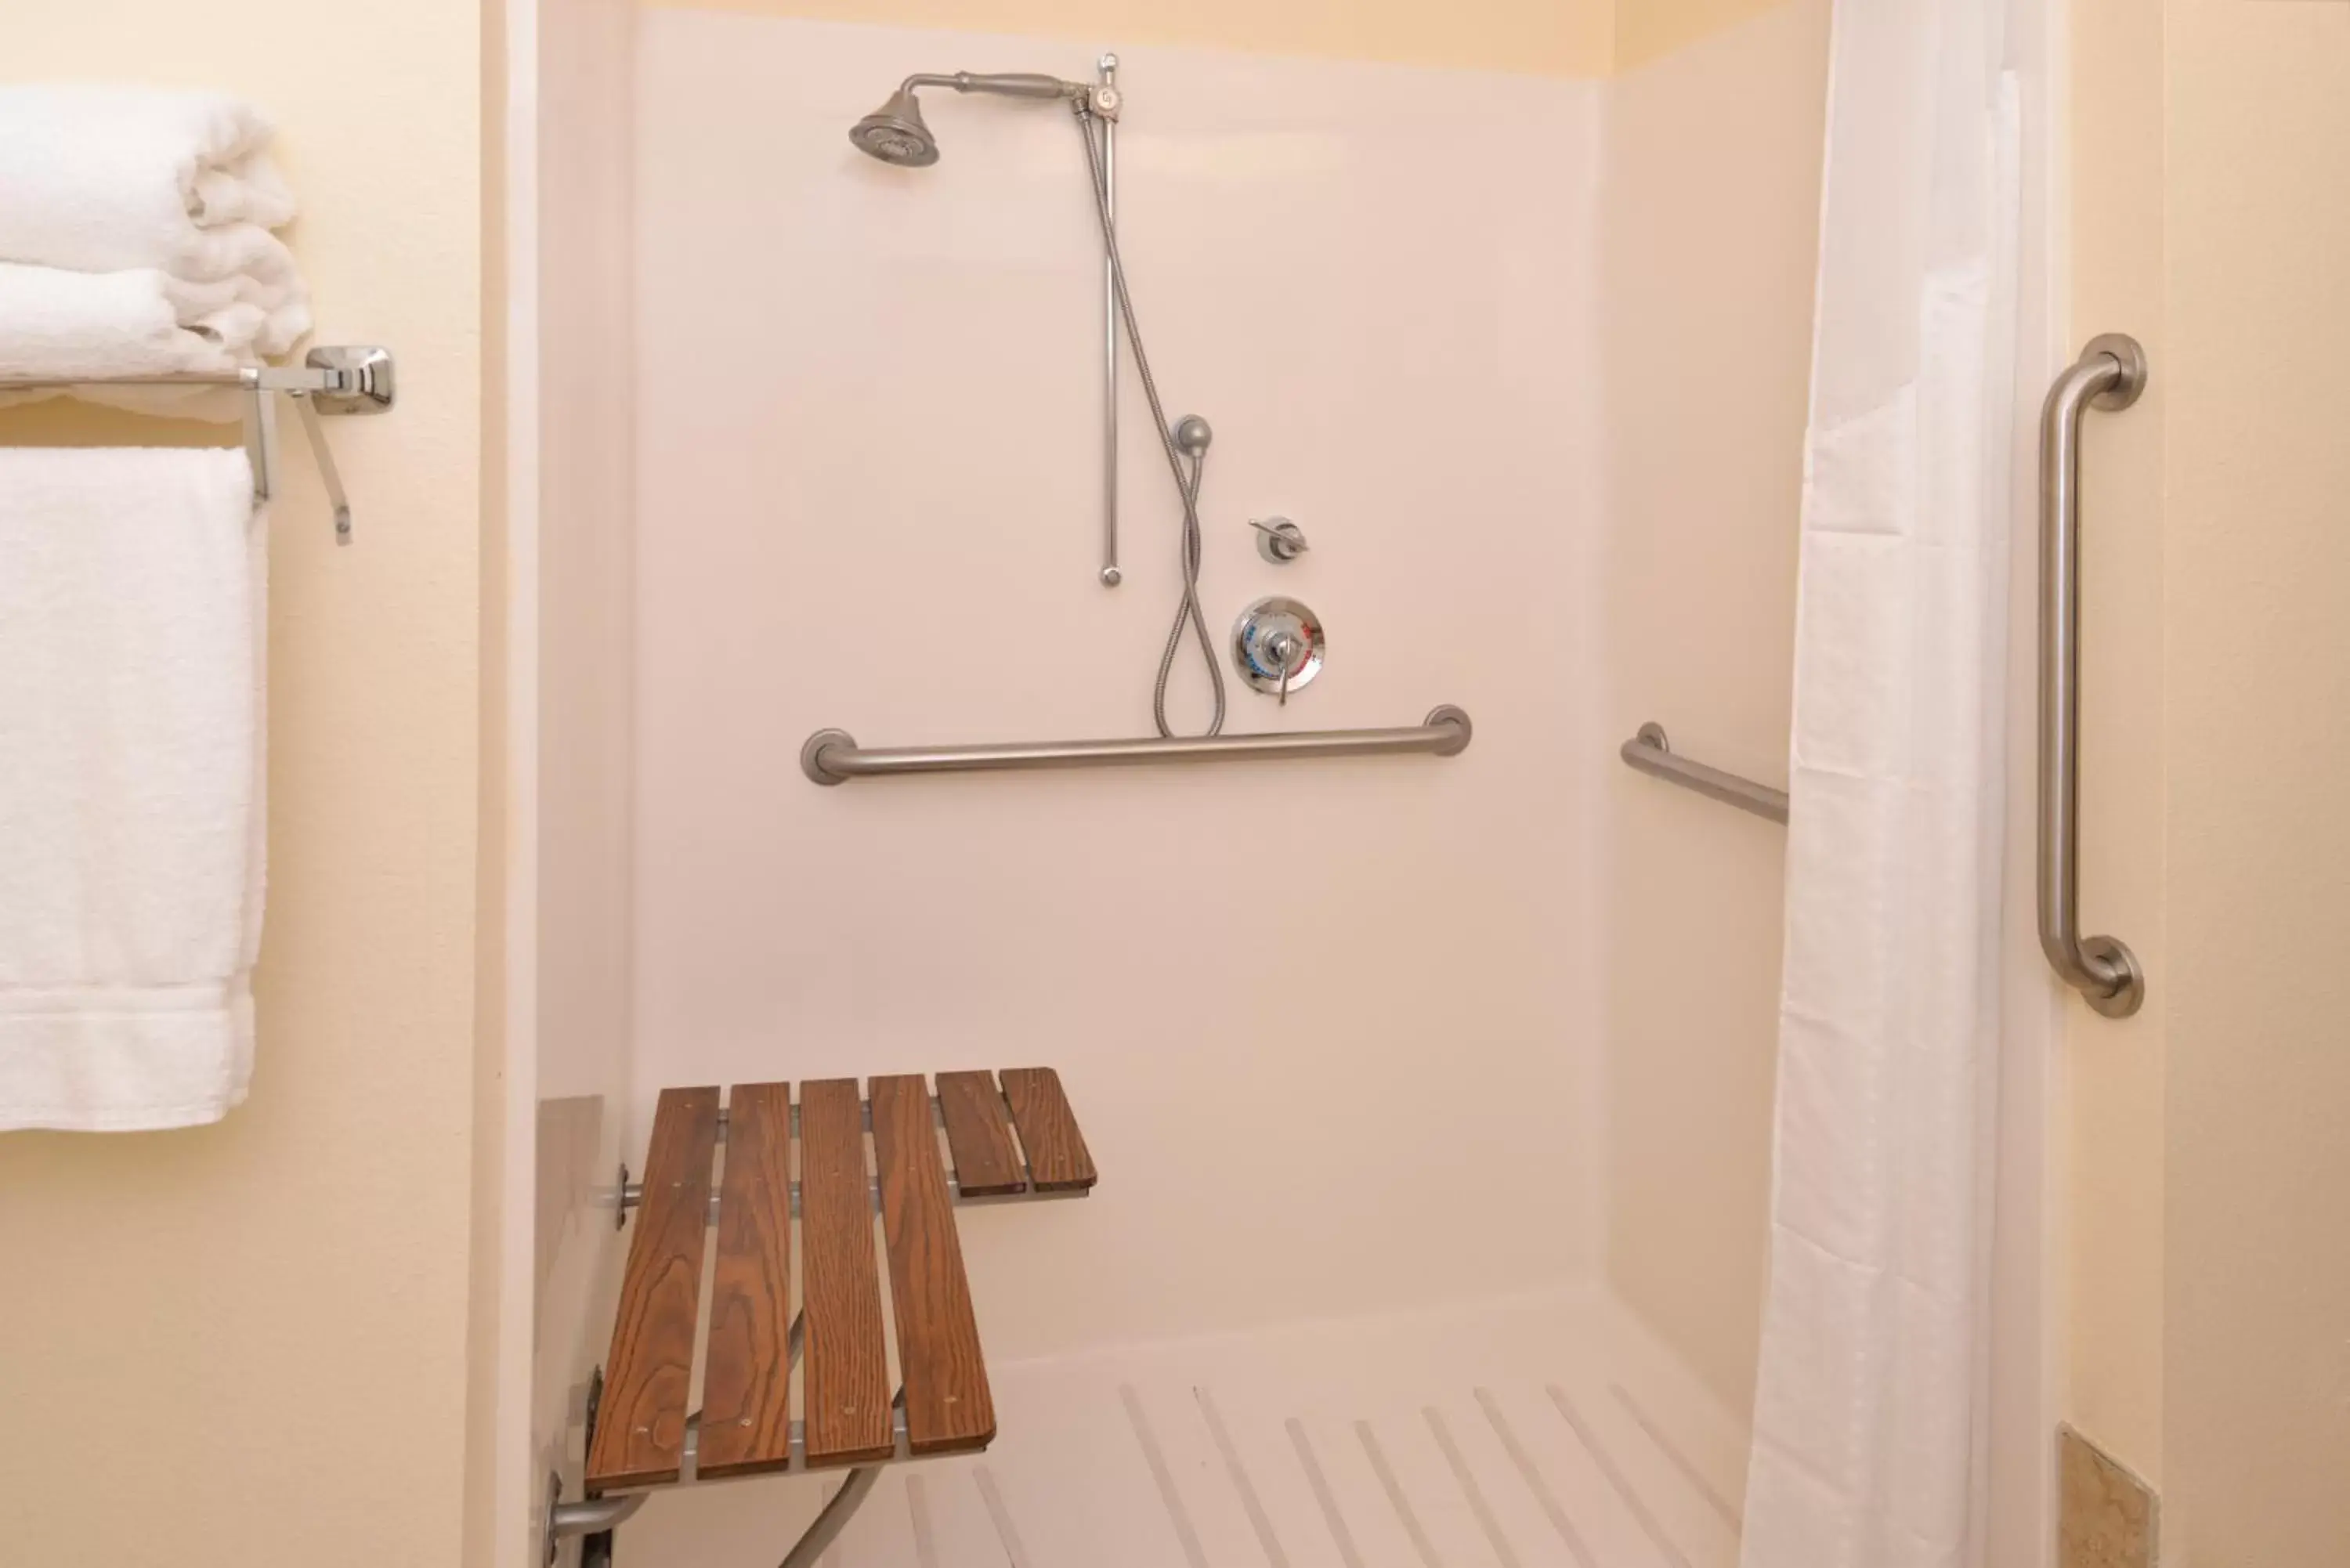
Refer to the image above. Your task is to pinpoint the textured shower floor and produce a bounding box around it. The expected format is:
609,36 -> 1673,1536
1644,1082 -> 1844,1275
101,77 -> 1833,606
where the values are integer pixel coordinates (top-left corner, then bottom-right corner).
620,1290 -> 1748,1567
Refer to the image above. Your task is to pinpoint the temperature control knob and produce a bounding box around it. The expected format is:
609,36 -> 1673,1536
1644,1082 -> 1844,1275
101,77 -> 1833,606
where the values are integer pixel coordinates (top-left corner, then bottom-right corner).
1232,596 -> 1325,704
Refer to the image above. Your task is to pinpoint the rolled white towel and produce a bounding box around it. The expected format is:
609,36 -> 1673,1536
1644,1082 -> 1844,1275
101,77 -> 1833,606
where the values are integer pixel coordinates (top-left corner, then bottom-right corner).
0,85 -> 298,281
0,262 -> 309,419
173,223 -> 310,354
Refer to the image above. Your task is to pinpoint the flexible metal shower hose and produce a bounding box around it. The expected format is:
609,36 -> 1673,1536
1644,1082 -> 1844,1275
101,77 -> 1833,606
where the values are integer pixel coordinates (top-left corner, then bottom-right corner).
1075,107 -> 1227,739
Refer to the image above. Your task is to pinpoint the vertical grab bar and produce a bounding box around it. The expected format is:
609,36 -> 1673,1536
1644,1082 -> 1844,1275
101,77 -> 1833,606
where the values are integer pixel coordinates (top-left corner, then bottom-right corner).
2038,334 -> 2149,1017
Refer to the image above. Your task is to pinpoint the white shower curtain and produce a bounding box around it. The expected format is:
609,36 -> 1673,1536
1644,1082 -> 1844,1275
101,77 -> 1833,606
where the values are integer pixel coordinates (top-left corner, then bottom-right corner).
1741,2 -> 2032,1566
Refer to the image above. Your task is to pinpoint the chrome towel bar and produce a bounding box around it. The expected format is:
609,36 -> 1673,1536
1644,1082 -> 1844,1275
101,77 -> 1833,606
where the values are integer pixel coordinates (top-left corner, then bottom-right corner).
1619,722 -> 1789,824
801,705 -> 1471,784
0,345 -> 396,541
2037,334 -> 2146,1017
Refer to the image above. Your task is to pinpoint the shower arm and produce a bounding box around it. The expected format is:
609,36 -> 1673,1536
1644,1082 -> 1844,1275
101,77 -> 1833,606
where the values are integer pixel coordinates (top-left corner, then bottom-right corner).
900,71 -> 1088,103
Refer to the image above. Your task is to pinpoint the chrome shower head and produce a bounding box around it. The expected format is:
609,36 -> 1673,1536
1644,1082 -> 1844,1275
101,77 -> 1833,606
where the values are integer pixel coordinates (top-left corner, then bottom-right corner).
850,87 -> 938,166
850,72 -> 1092,166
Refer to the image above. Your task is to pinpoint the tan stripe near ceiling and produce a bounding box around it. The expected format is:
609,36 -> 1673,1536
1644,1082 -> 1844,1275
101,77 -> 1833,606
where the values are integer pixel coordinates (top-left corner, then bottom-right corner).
638,0 -> 1615,78
1615,0 -> 1795,71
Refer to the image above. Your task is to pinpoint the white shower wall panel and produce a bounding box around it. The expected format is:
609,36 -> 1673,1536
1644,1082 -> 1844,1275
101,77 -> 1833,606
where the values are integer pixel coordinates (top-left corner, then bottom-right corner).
631,11 -> 1605,1358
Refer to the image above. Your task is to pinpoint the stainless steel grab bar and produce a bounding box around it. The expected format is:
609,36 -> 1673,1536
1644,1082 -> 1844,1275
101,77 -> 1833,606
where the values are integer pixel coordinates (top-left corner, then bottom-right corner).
1618,723 -> 1789,824
2038,334 -> 2146,1017
801,705 -> 1471,783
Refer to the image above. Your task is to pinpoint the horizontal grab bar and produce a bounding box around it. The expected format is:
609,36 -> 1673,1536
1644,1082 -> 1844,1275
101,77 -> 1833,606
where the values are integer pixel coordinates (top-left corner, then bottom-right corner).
1618,722 -> 1788,824
801,705 -> 1471,784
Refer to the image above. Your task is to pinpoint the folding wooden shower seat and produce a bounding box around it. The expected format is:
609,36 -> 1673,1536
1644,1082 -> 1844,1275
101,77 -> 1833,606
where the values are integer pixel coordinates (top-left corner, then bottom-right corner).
551,1069 -> 1097,1567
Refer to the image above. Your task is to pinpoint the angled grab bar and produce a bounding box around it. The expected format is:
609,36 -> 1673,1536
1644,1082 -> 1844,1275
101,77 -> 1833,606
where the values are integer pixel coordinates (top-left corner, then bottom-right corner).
2037,334 -> 2146,1017
1618,723 -> 1788,824
801,706 -> 1470,784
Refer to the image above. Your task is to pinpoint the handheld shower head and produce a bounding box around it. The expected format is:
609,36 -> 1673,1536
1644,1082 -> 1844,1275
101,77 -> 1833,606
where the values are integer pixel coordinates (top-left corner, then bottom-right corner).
848,71 -> 1091,165
850,87 -> 938,166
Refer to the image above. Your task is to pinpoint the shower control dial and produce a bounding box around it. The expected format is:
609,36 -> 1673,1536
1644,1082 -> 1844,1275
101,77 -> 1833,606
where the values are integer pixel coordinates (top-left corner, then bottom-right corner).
1233,596 -> 1325,703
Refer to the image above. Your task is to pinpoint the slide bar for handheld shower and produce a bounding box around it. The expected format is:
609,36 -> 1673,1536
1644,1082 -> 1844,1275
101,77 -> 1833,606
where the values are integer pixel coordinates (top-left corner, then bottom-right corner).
1097,52 -> 1120,588
854,60 -> 1124,587
801,706 -> 1472,784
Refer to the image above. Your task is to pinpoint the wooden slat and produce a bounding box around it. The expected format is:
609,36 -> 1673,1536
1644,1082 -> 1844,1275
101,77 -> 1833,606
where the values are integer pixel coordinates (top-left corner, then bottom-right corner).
871,1074 -> 997,1455
999,1067 -> 1097,1192
798,1078 -> 892,1467
935,1070 -> 1025,1197
586,1087 -> 721,1490
696,1082 -> 795,1478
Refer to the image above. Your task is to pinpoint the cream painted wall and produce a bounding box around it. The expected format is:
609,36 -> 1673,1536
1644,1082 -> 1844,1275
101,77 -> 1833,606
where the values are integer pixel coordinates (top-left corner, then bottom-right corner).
2155,2 -> 2350,1559
2067,8 -> 2350,1562
2062,0 -> 2171,1490
0,9 -> 491,1567
1596,0 -> 1828,1417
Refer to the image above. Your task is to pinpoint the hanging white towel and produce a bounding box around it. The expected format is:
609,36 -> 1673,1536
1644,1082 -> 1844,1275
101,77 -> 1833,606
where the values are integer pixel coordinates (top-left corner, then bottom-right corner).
0,448 -> 266,1133
0,85 -> 297,278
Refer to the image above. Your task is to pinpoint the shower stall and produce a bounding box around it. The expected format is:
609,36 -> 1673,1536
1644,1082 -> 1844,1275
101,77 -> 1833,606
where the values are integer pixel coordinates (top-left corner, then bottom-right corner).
508,4 -> 2059,1564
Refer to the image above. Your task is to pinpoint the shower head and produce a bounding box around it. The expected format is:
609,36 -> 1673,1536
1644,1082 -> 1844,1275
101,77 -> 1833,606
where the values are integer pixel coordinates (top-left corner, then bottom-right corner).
850,87 -> 938,167
848,71 -> 1094,166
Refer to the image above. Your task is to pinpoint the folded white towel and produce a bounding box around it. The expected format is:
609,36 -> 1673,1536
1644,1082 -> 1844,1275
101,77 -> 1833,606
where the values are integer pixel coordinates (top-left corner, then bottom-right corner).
0,86 -> 313,418
0,262 -> 237,408
0,448 -> 266,1133
0,85 -> 297,280
0,260 -> 312,420
155,220 -> 310,349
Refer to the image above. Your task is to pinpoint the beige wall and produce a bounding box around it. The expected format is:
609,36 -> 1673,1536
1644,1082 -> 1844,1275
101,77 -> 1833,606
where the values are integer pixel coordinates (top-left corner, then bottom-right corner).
1596,0 -> 1828,1417
0,7 -> 491,1566
2068,5 -> 2350,1562
2063,0 -> 2171,1486
2155,2 -> 2350,1559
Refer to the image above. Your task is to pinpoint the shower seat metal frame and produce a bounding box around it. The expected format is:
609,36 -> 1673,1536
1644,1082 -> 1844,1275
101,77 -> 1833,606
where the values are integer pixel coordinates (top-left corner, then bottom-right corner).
549,1069 -> 1097,1567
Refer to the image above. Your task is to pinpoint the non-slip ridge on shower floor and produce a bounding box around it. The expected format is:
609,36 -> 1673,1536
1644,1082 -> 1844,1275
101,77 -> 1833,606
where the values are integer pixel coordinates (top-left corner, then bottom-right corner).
620,1290 -> 1748,1568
